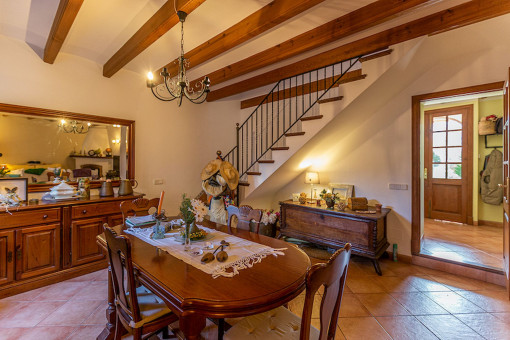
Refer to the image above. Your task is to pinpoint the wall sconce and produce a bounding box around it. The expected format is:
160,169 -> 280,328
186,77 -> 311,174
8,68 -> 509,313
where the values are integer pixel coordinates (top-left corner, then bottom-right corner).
112,139 -> 120,144
305,171 -> 320,203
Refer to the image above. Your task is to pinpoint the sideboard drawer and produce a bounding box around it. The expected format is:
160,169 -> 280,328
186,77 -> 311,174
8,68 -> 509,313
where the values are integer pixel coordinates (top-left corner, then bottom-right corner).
285,208 -> 371,247
0,208 -> 61,229
72,201 -> 121,219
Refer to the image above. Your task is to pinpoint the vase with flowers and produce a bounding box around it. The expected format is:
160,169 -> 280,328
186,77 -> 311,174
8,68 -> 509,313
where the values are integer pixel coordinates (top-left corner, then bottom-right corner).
179,194 -> 208,251
260,209 -> 280,237
320,189 -> 338,209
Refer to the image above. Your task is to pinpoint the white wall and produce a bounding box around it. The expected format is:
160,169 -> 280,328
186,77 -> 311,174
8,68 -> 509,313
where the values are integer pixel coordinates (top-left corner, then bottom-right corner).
0,35 -> 239,213
243,15 -> 510,256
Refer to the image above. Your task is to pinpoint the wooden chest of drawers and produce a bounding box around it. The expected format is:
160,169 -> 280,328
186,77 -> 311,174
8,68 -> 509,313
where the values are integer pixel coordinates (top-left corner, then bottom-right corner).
279,200 -> 390,275
0,194 -> 143,298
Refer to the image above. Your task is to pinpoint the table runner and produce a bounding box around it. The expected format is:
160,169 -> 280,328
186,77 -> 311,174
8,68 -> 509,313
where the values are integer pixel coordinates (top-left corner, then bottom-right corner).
125,225 -> 286,278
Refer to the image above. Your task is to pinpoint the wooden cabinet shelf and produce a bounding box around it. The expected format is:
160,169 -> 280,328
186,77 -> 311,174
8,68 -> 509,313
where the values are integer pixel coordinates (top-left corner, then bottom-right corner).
0,193 -> 143,298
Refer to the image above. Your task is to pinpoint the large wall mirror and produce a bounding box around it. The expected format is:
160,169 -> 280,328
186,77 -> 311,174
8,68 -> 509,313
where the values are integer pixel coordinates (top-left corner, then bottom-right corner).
0,103 -> 134,193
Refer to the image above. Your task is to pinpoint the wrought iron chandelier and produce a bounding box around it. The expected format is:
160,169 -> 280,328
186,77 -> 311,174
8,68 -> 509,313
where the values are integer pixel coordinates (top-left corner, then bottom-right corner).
146,11 -> 210,106
59,119 -> 90,134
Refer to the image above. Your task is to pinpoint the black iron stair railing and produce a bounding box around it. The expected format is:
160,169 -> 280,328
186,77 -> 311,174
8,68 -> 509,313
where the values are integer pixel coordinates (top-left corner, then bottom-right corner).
223,54 -> 363,186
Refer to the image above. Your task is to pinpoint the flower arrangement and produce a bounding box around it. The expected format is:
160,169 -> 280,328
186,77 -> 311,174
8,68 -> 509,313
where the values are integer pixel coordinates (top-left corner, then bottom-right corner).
261,209 -> 280,225
179,194 -> 208,240
320,189 -> 338,202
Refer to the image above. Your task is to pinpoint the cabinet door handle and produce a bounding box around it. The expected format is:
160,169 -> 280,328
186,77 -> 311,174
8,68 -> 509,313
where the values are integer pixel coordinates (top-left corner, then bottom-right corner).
43,214 -> 48,219
82,209 -> 87,214
7,251 -> 12,263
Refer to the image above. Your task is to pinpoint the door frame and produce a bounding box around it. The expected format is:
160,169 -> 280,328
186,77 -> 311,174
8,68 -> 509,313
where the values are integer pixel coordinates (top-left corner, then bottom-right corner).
411,81 -> 505,255
424,105 -> 474,225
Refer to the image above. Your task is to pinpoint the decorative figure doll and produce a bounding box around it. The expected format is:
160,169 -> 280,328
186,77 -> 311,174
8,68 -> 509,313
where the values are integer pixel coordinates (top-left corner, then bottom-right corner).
201,153 -> 239,224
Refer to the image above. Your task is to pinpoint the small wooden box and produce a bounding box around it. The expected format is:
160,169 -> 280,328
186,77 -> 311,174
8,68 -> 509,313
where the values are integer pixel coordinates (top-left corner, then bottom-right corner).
348,197 -> 368,211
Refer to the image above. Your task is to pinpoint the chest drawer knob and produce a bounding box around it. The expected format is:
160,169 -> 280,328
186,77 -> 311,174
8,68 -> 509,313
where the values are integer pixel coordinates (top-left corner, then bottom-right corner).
43,214 -> 48,219
82,209 -> 87,214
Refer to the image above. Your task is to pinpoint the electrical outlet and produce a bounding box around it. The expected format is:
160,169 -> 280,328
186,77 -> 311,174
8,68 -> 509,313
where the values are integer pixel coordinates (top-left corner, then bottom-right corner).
153,178 -> 164,185
389,183 -> 408,190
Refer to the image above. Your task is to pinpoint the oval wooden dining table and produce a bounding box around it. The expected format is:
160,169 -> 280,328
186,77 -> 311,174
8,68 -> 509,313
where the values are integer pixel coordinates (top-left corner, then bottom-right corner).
96,218 -> 311,340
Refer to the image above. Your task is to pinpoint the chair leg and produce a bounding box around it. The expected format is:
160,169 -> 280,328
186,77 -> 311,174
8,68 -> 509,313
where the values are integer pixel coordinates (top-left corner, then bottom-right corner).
218,318 -> 225,340
161,326 -> 170,339
113,314 -> 122,340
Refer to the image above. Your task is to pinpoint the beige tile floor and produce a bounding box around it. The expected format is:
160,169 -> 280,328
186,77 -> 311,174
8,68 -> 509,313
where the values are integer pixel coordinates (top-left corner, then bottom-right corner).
422,218 -> 504,270
1,256 -> 510,339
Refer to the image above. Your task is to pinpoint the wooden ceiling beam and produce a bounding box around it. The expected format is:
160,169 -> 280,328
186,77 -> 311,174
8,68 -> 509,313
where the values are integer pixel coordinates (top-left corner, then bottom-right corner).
197,0 -> 434,91
240,69 -> 365,109
103,0 -> 206,78
43,0 -> 84,64
208,0 -> 510,101
154,0 -> 325,79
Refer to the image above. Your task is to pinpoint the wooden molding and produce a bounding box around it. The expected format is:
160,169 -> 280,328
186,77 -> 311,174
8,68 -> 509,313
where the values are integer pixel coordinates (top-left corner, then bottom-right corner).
198,0 -> 432,92
43,0 -> 84,64
154,0 -> 325,80
103,0 -> 206,78
411,81 -> 505,255
240,69 -> 364,109
208,0 -> 510,101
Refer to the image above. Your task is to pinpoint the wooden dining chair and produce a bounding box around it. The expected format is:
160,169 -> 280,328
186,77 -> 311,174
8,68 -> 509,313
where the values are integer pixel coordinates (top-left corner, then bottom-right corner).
120,197 -> 160,225
227,205 -> 263,233
224,244 -> 352,340
103,224 -> 178,340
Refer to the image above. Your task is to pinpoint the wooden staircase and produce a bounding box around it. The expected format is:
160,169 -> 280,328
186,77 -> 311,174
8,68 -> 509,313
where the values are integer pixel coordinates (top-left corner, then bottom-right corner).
228,48 -> 398,197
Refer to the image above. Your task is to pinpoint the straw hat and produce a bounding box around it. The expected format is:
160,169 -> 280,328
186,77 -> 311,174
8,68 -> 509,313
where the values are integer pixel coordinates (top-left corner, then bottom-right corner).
201,159 -> 222,181
220,161 -> 239,190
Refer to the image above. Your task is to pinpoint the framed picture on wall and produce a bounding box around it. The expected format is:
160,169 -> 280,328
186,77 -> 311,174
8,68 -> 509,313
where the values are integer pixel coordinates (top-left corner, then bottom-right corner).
329,183 -> 354,201
0,178 -> 28,202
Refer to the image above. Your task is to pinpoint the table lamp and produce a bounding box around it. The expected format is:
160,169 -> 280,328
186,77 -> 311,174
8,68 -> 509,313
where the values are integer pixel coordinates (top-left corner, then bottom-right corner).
304,171 -> 320,203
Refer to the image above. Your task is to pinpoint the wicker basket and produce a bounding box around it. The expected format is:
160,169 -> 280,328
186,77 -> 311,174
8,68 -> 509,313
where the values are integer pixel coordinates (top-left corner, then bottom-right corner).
348,197 -> 368,211
479,120 -> 496,135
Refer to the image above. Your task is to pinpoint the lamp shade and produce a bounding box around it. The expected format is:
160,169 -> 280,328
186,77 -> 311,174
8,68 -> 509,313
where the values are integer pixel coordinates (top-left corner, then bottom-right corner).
305,171 -> 320,184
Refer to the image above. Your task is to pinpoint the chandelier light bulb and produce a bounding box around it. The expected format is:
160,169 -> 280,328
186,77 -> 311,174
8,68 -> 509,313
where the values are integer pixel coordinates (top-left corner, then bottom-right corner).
147,72 -> 154,80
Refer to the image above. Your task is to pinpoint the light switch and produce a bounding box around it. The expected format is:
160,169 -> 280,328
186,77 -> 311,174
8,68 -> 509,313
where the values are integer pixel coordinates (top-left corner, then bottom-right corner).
389,183 -> 408,190
153,178 -> 164,185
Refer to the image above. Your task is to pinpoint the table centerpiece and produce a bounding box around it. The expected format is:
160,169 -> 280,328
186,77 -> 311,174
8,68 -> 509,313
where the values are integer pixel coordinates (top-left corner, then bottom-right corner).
179,194 -> 208,251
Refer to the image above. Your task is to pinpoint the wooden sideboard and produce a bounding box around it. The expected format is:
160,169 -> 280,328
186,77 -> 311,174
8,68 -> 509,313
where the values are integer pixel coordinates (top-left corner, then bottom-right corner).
0,193 -> 142,298
279,200 -> 390,275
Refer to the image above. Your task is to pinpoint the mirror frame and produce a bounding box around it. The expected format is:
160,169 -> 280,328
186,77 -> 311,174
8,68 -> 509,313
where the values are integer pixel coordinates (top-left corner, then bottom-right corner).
0,103 -> 135,193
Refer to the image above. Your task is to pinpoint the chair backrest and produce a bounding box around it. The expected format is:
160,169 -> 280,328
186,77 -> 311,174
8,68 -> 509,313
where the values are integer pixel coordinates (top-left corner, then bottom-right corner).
120,197 -> 160,225
300,244 -> 351,340
227,205 -> 262,233
103,224 -> 142,326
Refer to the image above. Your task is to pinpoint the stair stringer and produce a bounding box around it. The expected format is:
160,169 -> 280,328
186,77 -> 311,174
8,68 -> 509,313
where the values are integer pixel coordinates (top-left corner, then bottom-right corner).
239,39 -> 423,203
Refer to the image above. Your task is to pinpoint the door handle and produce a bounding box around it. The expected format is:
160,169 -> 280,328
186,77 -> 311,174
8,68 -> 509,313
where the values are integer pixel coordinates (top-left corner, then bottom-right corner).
498,183 -> 507,189
424,168 -> 428,180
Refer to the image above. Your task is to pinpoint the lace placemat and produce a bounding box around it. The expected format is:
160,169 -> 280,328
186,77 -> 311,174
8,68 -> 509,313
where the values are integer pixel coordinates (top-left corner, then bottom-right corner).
125,225 -> 286,278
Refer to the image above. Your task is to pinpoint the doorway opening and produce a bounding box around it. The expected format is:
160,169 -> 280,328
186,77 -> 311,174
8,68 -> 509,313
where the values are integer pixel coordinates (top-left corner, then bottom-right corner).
412,82 -> 506,271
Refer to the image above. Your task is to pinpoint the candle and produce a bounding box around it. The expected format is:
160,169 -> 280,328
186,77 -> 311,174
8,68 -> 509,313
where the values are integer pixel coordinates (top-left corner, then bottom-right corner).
157,191 -> 165,215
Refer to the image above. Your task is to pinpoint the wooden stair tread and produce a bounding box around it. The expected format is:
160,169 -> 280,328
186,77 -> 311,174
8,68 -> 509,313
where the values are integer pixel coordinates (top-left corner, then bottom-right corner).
359,49 -> 393,63
318,96 -> 343,104
238,182 -> 250,186
300,115 -> 324,121
246,172 -> 261,175
258,160 -> 275,163
337,74 -> 366,85
271,146 -> 289,151
285,131 -> 305,137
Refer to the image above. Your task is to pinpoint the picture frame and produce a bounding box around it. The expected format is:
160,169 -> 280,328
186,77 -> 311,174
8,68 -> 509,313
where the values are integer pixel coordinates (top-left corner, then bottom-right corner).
329,183 -> 354,201
0,178 -> 28,202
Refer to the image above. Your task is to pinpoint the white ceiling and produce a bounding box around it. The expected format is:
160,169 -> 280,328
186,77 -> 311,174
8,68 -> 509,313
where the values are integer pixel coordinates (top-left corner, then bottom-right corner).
0,0 -> 478,82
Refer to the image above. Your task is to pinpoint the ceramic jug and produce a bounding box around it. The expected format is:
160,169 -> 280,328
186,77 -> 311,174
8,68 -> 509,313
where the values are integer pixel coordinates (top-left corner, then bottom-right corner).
99,181 -> 114,197
118,179 -> 138,196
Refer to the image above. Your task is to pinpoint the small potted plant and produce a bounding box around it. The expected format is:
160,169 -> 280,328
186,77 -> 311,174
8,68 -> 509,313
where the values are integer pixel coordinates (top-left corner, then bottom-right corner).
0,165 -> 10,178
260,209 -> 280,237
320,189 -> 338,209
